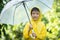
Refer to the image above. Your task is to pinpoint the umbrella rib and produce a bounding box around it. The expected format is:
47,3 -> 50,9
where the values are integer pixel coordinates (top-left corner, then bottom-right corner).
13,3 -> 22,25
38,0 -> 52,9
3,1 -> 22,13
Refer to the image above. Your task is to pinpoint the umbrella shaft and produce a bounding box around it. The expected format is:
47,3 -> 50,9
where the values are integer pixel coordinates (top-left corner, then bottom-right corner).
22,1 -> 31,24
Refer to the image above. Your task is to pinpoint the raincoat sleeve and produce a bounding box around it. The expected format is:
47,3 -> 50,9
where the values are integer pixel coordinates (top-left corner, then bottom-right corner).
23,23 -> 29,39
37,23 -> 47,40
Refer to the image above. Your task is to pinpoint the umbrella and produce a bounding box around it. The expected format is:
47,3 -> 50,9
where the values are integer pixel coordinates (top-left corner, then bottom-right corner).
0,0 -> 54,25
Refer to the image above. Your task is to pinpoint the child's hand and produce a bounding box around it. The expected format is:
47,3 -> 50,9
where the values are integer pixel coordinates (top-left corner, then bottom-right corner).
32,30 -> 37,38
29,24 -> 33,29
30,30 -> 37,39
32,32 -> 36,38
30,32 -> 37,39
28,24 -> 33,32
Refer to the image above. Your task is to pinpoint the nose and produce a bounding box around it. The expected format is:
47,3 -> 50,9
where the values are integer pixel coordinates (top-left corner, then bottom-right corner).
34,13 -> 37,16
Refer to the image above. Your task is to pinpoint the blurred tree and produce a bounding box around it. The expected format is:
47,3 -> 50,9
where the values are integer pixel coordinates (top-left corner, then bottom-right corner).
56,0 -> 60,12
0,0 -> 11,13
0,0 -> 4,13
57,30 -> 60,38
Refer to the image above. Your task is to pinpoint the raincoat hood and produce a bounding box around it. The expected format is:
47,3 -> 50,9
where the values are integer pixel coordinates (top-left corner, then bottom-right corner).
30,7 -> 42,23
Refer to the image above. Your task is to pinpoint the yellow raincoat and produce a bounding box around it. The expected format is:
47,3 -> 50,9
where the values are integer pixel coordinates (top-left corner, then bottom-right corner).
23,9 -> 47,40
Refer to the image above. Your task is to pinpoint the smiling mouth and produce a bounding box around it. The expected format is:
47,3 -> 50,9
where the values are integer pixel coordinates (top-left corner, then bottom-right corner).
33,17 -> 38,18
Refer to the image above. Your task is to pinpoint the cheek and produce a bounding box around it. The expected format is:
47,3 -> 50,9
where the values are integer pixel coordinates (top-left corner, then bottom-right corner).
31,14 -> 35,17
36,15 -> 39,18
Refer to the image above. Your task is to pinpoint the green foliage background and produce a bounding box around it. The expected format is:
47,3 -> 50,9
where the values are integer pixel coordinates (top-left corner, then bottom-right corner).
0,0 -> 60,40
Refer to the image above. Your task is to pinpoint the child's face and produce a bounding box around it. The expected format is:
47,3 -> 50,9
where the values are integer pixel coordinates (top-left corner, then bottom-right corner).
31,11 -> 40,21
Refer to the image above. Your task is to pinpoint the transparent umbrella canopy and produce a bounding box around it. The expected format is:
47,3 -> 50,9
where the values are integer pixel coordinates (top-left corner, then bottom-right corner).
0,0 -> 54,25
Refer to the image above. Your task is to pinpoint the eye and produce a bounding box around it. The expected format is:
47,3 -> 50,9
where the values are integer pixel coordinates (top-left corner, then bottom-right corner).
32,13 -> 35,15
36,13 -> 39,15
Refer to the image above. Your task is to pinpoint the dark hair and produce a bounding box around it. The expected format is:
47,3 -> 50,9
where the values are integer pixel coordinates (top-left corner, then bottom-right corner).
31,7 -> 40,15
